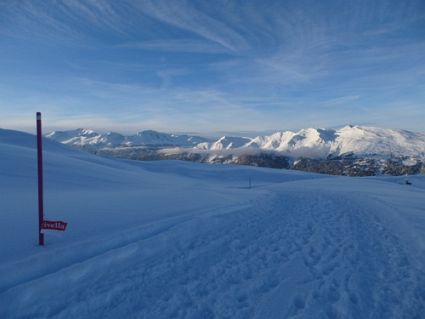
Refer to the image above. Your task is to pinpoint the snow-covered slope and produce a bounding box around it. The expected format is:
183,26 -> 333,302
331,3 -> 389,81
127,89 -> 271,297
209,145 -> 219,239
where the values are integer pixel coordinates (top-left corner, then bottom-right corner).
1,129 -> 425,318
47,129 -> 210,148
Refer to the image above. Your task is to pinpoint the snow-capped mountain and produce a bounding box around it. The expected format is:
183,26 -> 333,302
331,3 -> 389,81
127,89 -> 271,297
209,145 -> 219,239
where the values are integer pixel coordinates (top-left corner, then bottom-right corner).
196,125 -> 425,158
196,136 -> 252,151
331,125 -> 425,157
46,126 -> 425,160
126,130 -> 209,147
46,128 -> 124,148
46,129 -> 210,148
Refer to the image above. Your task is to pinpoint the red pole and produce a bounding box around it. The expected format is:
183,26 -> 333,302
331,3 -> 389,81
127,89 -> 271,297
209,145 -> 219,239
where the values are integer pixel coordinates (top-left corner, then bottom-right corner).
36,112 -> 45,246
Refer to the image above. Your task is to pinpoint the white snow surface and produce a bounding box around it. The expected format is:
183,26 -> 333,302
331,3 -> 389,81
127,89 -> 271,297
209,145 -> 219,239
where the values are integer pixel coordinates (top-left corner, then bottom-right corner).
1,128 -> 425,318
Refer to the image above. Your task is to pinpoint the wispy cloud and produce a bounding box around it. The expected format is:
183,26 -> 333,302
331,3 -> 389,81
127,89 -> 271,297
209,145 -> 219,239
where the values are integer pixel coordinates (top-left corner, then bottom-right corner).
1,0 -> 424,133
132,1 -> 249,52
321,95 -> 361,108
119,39 -> 230,54
0,0 -> 132,43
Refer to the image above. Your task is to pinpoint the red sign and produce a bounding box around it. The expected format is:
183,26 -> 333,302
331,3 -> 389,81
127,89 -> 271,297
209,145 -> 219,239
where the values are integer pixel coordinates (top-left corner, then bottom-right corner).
41,220 -> 68,231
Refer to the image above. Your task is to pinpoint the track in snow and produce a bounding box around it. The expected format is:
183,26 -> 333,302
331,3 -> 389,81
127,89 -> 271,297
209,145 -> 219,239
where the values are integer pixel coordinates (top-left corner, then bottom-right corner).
1,189 -> 424,319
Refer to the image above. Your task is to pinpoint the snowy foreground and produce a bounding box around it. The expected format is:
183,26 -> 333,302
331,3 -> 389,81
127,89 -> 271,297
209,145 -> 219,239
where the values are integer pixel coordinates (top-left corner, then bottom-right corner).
1,128 -> 425,319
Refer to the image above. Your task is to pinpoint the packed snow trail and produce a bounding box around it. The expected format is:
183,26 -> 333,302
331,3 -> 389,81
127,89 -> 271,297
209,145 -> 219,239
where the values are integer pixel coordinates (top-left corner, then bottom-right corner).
1,188 -> 424,319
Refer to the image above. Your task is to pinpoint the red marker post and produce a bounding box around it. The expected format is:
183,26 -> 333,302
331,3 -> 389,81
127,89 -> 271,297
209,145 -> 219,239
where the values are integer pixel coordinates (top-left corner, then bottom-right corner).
36,112 -> 45,246
36,112 -> 68,246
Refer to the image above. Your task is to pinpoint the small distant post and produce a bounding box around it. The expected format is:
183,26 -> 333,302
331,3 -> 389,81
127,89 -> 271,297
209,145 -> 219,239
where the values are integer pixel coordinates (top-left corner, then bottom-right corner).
36,112 -> 45,246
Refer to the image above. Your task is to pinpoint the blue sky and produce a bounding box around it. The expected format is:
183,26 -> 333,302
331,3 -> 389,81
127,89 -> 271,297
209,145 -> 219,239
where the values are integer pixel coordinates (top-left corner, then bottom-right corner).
0,0 -> 424,135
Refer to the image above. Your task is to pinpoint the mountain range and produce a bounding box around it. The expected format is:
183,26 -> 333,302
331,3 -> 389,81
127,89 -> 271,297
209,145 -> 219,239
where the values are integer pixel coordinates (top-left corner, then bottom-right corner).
46,128 -> 209,149
47,125 -> 425,159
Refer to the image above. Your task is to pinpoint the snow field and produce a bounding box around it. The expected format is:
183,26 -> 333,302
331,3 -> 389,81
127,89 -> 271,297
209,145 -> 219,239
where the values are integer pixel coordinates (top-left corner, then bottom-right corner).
1,129 -> 425,318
